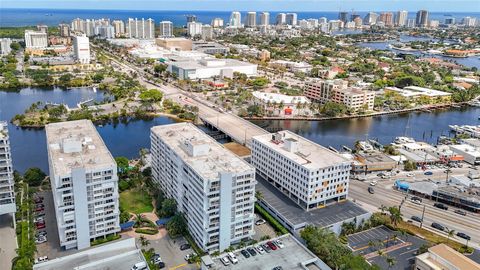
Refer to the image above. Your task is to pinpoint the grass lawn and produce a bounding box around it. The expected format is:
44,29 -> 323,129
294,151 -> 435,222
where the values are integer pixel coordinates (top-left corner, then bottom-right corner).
120,188 -> 154,214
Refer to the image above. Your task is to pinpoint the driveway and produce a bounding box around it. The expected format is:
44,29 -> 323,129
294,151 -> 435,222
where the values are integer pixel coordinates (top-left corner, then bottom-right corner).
0,213 -> 17,270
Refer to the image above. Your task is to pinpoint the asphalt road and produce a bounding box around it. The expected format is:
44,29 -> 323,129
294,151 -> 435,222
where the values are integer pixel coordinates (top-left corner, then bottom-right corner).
349,168 -> 480,249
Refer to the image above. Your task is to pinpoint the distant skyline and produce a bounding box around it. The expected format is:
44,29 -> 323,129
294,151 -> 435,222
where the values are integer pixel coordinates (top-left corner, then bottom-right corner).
1,0 -> 479,12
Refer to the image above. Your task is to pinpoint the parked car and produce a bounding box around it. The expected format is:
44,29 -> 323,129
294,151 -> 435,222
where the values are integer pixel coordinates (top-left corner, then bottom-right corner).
36,231 -> 47,237
35,212 -> 45,217
275,239 -> 285,249
131,261 -> 147,270
34,217 -> 44,223
431,222 -> 445,231
35,236 -> 47,244
241,249 -> 251,258
411,196 -> 422,202
272,267 -> 283,270
368,187 -> 375,194
454,209 -> 467,216
255,245 -> 265,254
36,223 -> 45,229
263,243 -> 272,253
220,256 -> 230,266
406,173 -> 414,177
34,197 -> 43,204
227,252 -> 238,264
433,203 -> 448,210
34,256 -> 48,264
456,232 -> 471,240
180,243 -> 191,250
255,219 -> 266,226
184,253 -> 196,263
424,171 -> 433,176
151,254 -> 165,268
247,247 -> 257,256
35,207 -> 44,212
370,181 -> 377,186
35,203 -> 45,208
267,241 -> 277,250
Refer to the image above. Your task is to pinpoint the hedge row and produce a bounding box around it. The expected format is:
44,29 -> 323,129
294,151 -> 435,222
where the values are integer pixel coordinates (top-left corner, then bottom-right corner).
135,228 -> 158,235
254,203 -> 289,235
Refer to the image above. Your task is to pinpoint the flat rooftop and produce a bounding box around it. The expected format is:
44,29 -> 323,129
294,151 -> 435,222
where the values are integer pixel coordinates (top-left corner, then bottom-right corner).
203,234 -> 331,270
253,130 -> 350,169
256,176 -> 368,229
171,58 -> 256,70
45,120 -> 115,176
418,244 -> 480,270
0,121 -> 8,139
34,238 -> 146,270
151,123 -> 254,180
357,152 -> 396,164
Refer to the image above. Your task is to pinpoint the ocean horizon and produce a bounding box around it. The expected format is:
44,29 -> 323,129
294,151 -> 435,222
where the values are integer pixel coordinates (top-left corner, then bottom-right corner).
0,8 -> 479,27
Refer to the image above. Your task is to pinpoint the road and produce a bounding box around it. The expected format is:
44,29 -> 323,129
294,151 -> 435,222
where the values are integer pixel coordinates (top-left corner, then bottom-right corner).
99,46 -> 268,146
349,168 -> 480,249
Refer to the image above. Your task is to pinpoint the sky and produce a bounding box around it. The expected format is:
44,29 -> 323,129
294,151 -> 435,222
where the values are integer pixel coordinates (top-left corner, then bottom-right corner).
1,0 -> 479,12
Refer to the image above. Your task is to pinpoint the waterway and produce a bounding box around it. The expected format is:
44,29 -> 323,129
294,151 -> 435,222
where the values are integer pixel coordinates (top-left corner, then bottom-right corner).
2,88 -> 480,173
0,87 -> 177,173
358,35 -> 480,69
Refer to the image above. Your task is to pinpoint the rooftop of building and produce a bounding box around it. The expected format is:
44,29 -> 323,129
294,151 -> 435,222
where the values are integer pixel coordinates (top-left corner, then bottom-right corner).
461,138 -> 480,148
201,234 -> 331,270
0,121 -> 8,139
253,130 -> 350,169
356,152 -> 396,164
171,57 -> 256,70
416,243 -> 480,270
450,144 -> 480,156
334,87 -> 375,95
33,238 -> 146,270
436,185 -> 480,204
45,120 -> 115,176
256,175 -> 368,228
385,86 -> 452,97
252,91 -> 310,105
151,123 -> 254,180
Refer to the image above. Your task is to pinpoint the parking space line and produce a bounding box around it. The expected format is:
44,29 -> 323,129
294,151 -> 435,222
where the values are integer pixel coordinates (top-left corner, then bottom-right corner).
169,263 -> 187,270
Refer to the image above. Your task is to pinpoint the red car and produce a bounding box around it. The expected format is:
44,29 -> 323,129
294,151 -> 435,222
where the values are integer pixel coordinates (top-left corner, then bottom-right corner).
36,223 -> 45,229
35,207 -> 44,212
267,241 -> 277,250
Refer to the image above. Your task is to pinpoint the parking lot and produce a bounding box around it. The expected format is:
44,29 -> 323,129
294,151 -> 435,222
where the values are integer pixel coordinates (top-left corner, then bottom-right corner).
348,226 -> 427,270
143,231 -> 198,270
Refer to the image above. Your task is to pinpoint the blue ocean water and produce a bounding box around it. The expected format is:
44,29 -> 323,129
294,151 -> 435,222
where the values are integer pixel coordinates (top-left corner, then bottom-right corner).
0,8 -> 478,27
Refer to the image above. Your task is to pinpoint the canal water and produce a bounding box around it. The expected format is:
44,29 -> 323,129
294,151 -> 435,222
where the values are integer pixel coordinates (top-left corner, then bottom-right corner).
357,35 -> 480,69
2,88 -> 480,173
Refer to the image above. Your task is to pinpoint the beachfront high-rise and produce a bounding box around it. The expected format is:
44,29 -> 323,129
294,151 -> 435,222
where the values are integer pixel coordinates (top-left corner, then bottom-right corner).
416,10 -> 429,28
259,12 -> 270,26
150,123 -> 256,252
159,21 -> 173,38
286,13 -> 298,26
126,18 -> 155,39
0,122 -> 16,216
229,11 -> 242,28
46,120 -> 120,250
246,12 -> 257,27
73,34 -> 90,64
276,13 -> 286,25
24,30 -> 48,49
395,10 -> 408,27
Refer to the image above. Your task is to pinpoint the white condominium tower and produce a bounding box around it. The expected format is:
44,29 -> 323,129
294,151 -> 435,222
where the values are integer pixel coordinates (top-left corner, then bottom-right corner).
276,13 -> 286,25
286,13 -> 298,26
252,131 -> 351,210
24,30 -> 48,49
246,12 -> 257,27
395,10 -> 408,27
229,11 -> 242,28
73,35 -> 90,64
159,21 -> 173,38
151,123 -> 255,252
112,20 -> 125,37
259,12 -> 270,26
0,122 -> 16,216
46,120 -> 120,250
127,18 -> 155,39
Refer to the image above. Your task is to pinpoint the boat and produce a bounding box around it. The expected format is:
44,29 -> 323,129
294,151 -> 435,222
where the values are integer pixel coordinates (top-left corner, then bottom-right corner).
449,125 -> 480,138
328,146 -> 339,153
393,136 -> 415,144
92,87 -> 97,93
342,145 -> 352,152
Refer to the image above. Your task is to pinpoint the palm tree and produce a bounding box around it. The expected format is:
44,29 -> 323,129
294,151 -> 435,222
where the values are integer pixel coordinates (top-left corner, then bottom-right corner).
379,204 -> 388,215
447,228 -> 455,244
388,206 -> 402,227
255,191 -> 264,200
386,256 -> 397,269
139,235 -> 150,248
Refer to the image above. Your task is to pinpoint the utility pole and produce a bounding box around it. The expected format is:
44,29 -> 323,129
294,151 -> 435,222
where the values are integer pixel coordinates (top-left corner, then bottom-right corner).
420,204 -> 426,228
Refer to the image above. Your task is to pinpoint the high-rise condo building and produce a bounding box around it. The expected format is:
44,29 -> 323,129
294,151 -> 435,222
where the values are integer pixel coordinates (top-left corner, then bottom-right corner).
24,30 -> 48,49
112,20 -> 125,37
463,17 -> 477,27
338,11 -> 348,23
37,24 -> 48,33
416,10 -> 429,28
0,122 -> 16,216
251,131 -> 351,210
151,123 -> 256,252
395,10 -> 408,27
318,17 -> 327,24
159,21 -> 174,38
364,12 -> 378,25
379,12 -> 394,27
59,23 -> 71,37
211,18 -> 224,28
45,120 -> 120,250
286,13 -> 298,26
186,15 -> 197,23
0,38 -> 12,55
126,18 -> 155,39
229,11 -> 242,28
201,25 -> 213,40
187,22 -> 203,37
95,25 -> 115,39
73,34 -> 90,64
246,12 -> 257,27
259,12 -> 270,26
71,18 -> 85,32
276,13 -> 287,25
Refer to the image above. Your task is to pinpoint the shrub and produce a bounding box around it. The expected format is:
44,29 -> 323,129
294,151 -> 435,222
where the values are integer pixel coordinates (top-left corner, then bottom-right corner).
135,228 -> 158,235
91,234 -> 120,246
254,203 -> 289,235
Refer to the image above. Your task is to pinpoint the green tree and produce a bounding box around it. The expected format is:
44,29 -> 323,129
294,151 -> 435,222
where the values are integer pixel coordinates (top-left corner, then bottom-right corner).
24,167 -> 46,186
166,213 -> 187,237
321,102 -> 347,117
160,199 -> 177,217
10,42 -> 21,51
139,89 -> 163,102
388,206 -> 402,227
115,156 -> 129,172
404,160 -> 416,171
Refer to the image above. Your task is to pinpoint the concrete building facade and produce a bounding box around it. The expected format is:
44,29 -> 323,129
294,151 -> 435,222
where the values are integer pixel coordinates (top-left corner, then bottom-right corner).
73,34 -> 90,64
150,123 -> 256,252
25,30 -> 48,49
0,122 -> 16,216
45,120 -> 120,250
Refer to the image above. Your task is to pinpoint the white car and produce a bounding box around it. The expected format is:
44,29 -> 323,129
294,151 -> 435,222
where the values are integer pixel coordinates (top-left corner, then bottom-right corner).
220,256 -> 230,266
255,245 -> 265,254
370,181 -> 377,186
35,236 -> 47,244
406,173 -> 414,177
227,252 -> 238,264
275,239 -> 285,249
34,256 -> 48,264
255,219 -> 266,226
34,217 -> 44,223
